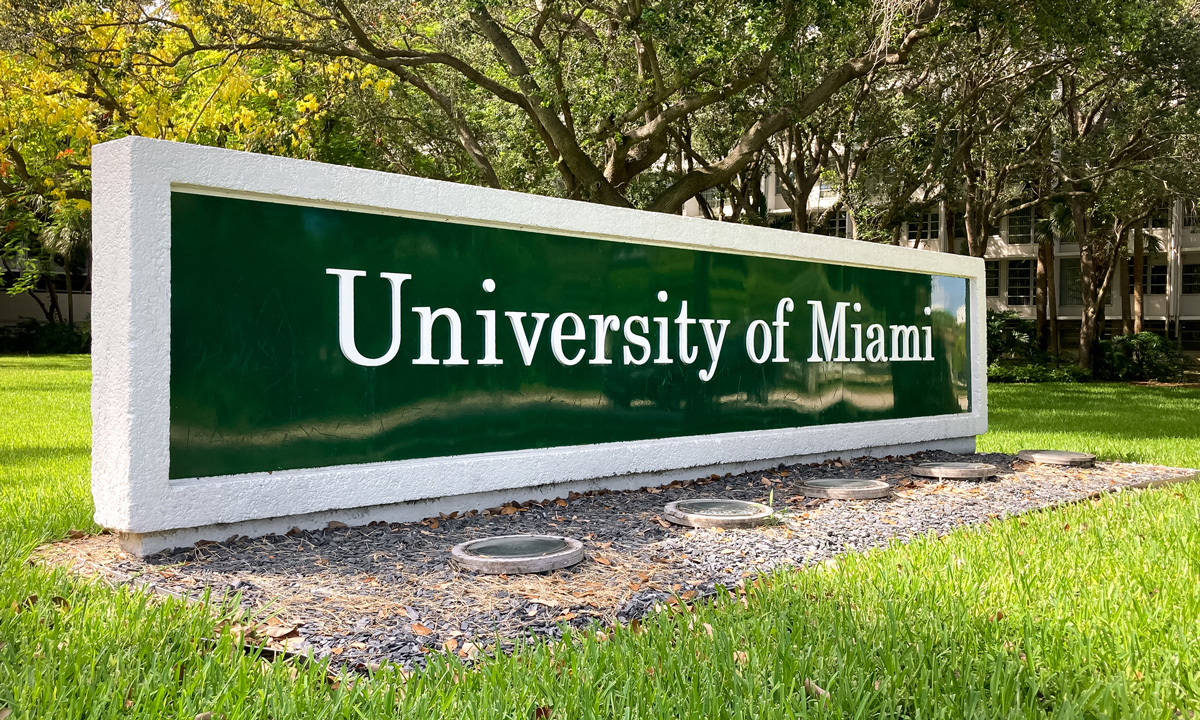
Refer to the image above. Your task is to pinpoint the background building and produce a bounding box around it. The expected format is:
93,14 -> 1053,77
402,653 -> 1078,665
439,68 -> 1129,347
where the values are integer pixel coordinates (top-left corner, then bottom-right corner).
685,173 -> 1200,355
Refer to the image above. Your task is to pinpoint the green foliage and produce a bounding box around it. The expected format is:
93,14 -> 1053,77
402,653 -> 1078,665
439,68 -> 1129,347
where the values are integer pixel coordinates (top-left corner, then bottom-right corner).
0,318 -> 90,354
3,357 -> 1200,717
986,310 -> 1039,364
1097,332 -> 1192,382
987,362 -> 1091,383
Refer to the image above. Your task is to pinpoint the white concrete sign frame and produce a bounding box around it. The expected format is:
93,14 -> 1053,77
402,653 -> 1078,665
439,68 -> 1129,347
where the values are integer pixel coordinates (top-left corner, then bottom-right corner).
92,137 -> 987,555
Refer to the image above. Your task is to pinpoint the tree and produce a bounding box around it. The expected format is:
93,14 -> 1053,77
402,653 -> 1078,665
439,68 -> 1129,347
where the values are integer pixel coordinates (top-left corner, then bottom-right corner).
0,49 -> 96,324
0,0 -> 403,320
1052,9 -> 1200,371
29,0 -> 947,214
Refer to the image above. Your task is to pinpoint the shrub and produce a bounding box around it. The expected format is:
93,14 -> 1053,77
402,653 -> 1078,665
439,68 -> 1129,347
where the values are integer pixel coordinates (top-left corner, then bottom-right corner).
0,319 -> 90,354
1096,332 -> 1190,382
988,362 -> 1092,383
986,310 -> 1040,364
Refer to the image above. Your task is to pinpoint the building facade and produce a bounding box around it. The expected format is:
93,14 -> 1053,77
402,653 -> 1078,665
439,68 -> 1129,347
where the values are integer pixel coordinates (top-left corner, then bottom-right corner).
684,172 -> 1200,354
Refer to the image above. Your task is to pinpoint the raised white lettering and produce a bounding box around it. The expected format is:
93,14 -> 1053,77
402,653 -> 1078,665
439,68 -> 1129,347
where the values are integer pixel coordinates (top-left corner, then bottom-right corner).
746,320 -> 771,364
588,314 -> 620,365
699,319 -> 730,381
326,269 -> 411,367
551,313 -> 586,365
413,307 -> 468,365
506,312 -> 550,366
808,300 -> 850,362
623,316 -> 651,365
773,298 -> 795,362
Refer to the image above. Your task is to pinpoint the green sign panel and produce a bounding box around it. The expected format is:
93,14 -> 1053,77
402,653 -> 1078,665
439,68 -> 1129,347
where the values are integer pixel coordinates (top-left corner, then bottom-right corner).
170,192 -> 970,479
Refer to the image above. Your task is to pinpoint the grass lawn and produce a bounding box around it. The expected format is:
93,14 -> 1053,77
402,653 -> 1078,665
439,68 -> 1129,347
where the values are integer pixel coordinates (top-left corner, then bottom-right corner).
2,356 -> 1198,718
979,383 -> 1200,469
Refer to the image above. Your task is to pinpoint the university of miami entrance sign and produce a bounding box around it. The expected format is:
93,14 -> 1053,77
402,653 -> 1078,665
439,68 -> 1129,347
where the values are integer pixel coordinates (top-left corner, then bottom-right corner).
92,138 -> 986,555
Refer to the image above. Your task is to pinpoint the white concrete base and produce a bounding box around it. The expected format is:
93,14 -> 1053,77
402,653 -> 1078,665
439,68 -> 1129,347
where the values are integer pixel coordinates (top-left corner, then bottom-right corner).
117,436 -> 975,556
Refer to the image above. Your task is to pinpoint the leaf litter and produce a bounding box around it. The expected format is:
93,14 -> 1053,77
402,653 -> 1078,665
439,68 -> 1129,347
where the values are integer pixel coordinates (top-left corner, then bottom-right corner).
35,451 -> 1194,670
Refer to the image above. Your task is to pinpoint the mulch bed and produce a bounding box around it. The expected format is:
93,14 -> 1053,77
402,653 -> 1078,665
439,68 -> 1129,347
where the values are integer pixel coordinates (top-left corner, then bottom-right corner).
39,451 -> 1196,670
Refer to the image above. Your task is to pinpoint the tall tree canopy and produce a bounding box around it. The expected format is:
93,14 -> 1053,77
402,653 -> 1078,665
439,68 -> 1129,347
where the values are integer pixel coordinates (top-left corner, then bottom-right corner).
2,0 -> 1200,370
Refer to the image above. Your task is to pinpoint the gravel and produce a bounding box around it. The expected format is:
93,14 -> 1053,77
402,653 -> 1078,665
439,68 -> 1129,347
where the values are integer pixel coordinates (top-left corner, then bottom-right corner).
41,451 -> 1196,671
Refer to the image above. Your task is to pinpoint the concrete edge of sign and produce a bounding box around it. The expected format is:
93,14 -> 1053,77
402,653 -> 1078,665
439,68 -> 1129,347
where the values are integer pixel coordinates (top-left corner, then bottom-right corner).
106,412 -> 983,536
90,136 -> 988,544
115,436 -> 974,556
662,500 -> 773,529
449,535 -> 585,575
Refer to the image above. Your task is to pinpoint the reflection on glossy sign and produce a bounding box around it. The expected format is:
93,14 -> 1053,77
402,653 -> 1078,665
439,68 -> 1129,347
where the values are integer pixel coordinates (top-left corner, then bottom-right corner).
170,192 -> 971,479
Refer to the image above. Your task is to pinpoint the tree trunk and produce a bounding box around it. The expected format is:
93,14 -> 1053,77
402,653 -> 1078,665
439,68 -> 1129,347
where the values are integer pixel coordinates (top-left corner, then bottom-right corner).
1073,195 -> 1098,371
1119,253 -> 1132,334
1132,226 -> 1144,333
45,281 -> 63,324
1079,303 -> 1098,371
26,285 -> 53,323
1036,239 -> 1048,351
65,262 -> 75,328
963,194 -> 987,257
1078,221 -> 1121,373
1046,239 -> 1059,355
789,174 -> 818,233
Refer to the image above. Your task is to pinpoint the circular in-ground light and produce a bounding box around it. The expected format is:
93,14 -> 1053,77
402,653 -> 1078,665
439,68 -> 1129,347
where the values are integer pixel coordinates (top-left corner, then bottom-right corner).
662,499 -> 773,529
1016,450 -> 1096,467
450,534 -> 584,575
800,478 -> 892,500
911,462 -> 999,479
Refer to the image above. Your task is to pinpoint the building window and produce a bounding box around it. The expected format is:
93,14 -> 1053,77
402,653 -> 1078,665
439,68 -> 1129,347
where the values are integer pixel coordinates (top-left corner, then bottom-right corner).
829,211 -> 849,238
952,212 -> 966,239
1007,209 -> 1034,244
907,212 -> 938,242
818,181 -> 837,198
1182,263 -> 1200,294
1148,201 -> 1171,228
1184,201 -> 1198,228
1149,264 -> 1167,295
1182,321 -> 1200,351
1007,259 -> 1034,305
1059,258 -> 1083,306
816,210 -> 849,238
1129,262 -> 1169,295
985,261 -> 999,297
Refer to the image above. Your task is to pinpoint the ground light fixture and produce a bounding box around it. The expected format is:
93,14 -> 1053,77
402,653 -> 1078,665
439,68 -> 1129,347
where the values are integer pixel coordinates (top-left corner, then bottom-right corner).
1017,450 -> 1096,468
799,478 -> 893,499
910,461 -> 999,479
662,499 -> 774,528
449,535 -> 585,574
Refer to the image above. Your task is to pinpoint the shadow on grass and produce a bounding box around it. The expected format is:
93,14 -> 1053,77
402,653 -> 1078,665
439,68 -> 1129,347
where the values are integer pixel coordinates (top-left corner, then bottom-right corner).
0,445 -> 90,470
987,383 -> 1200,441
